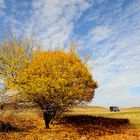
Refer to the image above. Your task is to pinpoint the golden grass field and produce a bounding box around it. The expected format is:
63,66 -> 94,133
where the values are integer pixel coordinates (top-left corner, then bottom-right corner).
0,106 -> 140,140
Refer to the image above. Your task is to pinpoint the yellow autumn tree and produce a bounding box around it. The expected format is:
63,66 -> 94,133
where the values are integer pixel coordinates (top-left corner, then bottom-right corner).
13,49 -> 98,128
0,36 -> 41,87
0,37 -> 38,108
0,37 -> 97,128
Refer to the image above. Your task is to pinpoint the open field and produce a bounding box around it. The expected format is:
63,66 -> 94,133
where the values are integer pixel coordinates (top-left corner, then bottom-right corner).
70,106 -> 140,129
0,106 -> 140,140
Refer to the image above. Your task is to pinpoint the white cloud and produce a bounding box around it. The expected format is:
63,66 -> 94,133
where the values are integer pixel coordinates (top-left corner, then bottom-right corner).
0,0 -> 5,7
92,92 -> 140,108
0,0 -> 5,16
24,0 -> 92,49
1,1 -> 32,37
86,13 -> 100,22
84,1 -> 140,107
88,26 -> 112,44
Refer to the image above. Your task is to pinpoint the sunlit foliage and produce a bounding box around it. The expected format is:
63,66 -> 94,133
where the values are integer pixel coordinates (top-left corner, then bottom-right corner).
0,38 -> 97,128
0,38 -> 34,90
14,49 -> 97,127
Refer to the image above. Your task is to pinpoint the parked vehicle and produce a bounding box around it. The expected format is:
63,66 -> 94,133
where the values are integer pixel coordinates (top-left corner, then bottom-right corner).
109,106 -> 120,112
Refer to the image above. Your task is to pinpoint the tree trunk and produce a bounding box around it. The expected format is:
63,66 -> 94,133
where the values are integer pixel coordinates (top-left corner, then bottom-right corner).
43,111 -> 53,129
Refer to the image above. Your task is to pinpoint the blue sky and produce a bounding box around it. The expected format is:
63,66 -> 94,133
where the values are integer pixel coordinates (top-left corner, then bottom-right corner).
0,0 -> 140,107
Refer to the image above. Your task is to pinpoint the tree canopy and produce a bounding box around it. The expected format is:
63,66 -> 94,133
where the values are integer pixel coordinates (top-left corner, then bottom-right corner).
0,38 -> 33,90
16,50 -> 97,104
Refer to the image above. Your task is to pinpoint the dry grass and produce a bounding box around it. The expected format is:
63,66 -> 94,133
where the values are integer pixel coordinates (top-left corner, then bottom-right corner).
0,106 -> 140,140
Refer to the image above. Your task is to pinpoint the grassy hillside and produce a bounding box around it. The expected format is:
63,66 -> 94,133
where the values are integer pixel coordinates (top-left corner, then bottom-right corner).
0,106 -> 140,140
70,106 -> 140,129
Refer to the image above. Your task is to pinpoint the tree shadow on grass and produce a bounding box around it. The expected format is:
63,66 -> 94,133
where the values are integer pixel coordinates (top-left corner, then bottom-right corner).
0,119 -> 37,132
0,121 -> 21,132
60,115 -> 131,136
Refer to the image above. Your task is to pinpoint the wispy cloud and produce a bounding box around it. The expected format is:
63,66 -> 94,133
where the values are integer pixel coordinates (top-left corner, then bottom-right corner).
0,0 -> 32,37
81,0 -> 140,107
30,0 -> 92,49
0,0 -> 5,16
87,26 -> 112,44
0,0 -> 140,107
